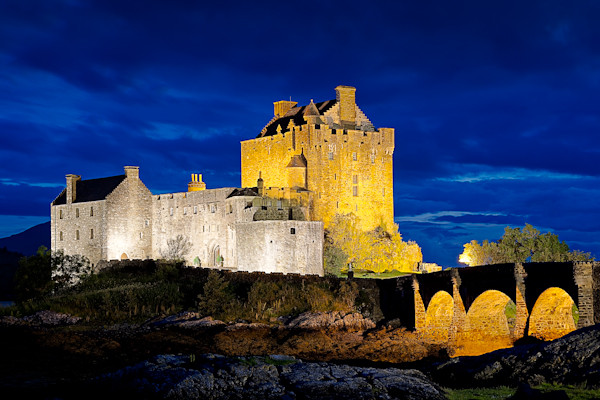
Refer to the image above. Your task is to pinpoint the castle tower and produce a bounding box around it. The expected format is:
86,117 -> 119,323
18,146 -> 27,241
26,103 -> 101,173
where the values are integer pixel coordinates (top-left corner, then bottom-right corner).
241,86 -> 395,232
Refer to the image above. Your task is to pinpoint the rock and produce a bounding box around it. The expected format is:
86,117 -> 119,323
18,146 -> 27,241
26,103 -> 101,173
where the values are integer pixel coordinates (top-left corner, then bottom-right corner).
17,310 -> 81,326
92,353 -> 446,399
428,323 -> 600,388
286,312 -> 376,332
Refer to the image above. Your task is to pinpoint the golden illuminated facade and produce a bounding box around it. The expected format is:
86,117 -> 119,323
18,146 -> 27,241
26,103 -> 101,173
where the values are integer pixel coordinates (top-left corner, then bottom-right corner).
241,86 -> 395,231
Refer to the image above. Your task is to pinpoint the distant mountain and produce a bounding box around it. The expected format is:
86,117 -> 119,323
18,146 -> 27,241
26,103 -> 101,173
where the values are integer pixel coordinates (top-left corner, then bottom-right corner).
0,221 -> 50,256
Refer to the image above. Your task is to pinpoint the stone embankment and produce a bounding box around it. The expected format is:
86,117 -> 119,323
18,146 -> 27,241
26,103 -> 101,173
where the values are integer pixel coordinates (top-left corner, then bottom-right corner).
92,353 -> 446,400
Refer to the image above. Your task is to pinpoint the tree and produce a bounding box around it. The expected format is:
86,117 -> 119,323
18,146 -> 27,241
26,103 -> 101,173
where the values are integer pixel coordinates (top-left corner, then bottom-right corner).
459,224 -> 594,266
161,234 -> 192,262
327,213 -> 423,274
51,250 -> 93,289
14,246 -> 53,301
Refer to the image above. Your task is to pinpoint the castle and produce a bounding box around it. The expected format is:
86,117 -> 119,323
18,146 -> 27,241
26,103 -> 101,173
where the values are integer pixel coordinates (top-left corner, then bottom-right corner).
50,86 -> 395,275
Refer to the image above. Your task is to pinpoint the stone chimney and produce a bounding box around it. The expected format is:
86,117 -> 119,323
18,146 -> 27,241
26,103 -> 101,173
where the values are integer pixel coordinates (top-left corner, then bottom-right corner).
257,172 -> 264,196
188,173 -> 207,192
124,166 -> 139,179
65,174 -> 81,204
274,100 -> 297,118
335,85 -> 356,125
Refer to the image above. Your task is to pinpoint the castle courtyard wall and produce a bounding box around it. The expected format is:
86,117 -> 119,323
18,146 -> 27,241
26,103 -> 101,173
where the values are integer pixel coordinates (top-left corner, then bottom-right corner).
235,220 -> 324,276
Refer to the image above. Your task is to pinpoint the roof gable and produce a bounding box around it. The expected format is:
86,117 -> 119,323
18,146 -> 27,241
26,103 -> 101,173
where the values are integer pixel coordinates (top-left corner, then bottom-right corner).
258,99 -> 337,138
52,175 -> 126,205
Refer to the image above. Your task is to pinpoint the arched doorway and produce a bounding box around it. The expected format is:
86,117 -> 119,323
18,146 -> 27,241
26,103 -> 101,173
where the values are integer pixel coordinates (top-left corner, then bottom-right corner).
212,245 -> 221,267
528,287 -> 577,341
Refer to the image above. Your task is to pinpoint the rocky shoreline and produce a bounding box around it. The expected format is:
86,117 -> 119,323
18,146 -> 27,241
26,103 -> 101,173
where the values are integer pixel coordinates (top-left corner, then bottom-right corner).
2,311 -> 600,398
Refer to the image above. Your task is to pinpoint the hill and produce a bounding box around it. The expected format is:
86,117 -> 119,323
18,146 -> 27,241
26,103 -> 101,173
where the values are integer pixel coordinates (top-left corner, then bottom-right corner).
0,221 -> 50,256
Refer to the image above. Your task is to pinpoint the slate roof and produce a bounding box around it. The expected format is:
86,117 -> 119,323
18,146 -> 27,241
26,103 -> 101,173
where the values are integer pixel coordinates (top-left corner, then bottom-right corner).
258,99 -> 337,138
227,187 -> 259,198
52,175 -> 126,205
286,154 -> 307,168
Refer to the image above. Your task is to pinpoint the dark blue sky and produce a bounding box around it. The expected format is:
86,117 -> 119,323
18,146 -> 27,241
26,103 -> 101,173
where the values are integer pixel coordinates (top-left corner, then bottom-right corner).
1,0 -> 599,267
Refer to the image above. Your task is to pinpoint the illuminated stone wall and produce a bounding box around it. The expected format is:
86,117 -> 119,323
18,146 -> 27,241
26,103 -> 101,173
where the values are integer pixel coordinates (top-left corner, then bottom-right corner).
51,199 -> 107,267
51,167 -> 324,275
105,167 -> 153,261
235,220 -> 324,276
150,188 -> 257,269
241,86 -> 395,232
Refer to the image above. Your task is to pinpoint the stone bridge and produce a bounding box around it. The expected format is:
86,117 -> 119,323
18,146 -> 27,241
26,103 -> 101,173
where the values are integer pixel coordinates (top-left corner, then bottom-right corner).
375,262 -> 599,356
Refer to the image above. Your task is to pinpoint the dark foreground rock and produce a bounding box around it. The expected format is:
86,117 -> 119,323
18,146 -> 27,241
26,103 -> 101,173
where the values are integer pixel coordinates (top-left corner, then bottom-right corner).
90,353 -> 446,400
427,323 -> 600,388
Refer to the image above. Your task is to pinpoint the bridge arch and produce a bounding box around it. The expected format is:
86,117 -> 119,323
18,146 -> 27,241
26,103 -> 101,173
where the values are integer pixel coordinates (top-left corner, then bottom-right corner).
424,291 -> 454,343
460,290 -> 515,355
528,287 -> 577,341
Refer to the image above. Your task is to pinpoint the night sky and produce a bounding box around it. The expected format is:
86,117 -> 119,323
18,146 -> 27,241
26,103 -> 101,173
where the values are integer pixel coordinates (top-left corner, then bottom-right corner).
1,1 -> 599,267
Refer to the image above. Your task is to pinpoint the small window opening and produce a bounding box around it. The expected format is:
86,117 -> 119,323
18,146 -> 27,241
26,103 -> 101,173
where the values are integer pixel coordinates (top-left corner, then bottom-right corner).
75,208 -> 79,218
194,206 -> 198,214
353,186 -> 358,196
290,228 -> 296,234
76,230 -> 80,240
353,175 -> 358,184
90,206 -> 94,216
352,152 -> 357,161
328,152 -> 333,160
90,229 -> 94,239
59,209 -> 63,219
60,231 -> 63,241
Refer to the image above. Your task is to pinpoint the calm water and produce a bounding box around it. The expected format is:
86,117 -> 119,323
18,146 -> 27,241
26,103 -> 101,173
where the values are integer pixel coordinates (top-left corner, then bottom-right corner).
0,301 -> 15,308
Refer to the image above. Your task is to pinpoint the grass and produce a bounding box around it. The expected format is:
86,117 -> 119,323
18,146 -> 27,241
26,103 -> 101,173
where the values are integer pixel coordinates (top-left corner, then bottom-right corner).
445,384 -> 600,400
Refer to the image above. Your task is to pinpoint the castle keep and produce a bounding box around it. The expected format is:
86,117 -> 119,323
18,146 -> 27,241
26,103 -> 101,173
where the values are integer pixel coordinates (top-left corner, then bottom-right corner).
242,86 -> 395,231
51,86 -> 394,275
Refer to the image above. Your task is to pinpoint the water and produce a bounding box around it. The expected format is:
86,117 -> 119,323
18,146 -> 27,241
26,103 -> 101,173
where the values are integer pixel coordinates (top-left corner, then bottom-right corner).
0,301 -> 15,308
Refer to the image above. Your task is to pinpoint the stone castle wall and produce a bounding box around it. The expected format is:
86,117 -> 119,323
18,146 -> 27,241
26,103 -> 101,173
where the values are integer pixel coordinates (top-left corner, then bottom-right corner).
105,168 -> 153,261
241,123 -> 395,231
151,188 -> 258,269
236,220 -> 323,276
51,199 -> 108,267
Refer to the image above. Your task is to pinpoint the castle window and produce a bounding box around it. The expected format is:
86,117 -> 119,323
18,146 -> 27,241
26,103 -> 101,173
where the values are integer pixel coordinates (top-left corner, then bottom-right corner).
140,232 -> 143,239
194,206 -> 198,214
145,219 -> 149,226
353,186 -> 358,197
334,173 -> 337,180
290,228 -> 296,234
90,229 -> 94,239
353,175 -> 358,184
352,152 -> 357,161
59,209 -> 63,219
210,204 -> 216,213
90,206 -> 94,217
328,152 -> 333,160
382,188 -> 385,197
371,155 -> 376,164
60,231 -> 63,241
183,207 -> 188,215
277,200 -> 282,210
76,208 -> 79,218
229,204 -> 233,213
76,230 -> 80,240
170,207 -> 173,216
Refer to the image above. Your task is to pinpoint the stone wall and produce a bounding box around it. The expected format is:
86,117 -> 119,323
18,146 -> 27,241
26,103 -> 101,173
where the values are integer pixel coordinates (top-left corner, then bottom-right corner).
235,220 -> 324,276
241,88 -> 395,232
51,199 -> 107,267
105,168 -> 153,261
